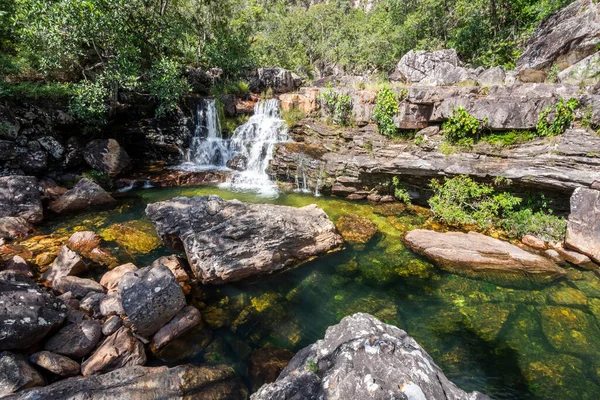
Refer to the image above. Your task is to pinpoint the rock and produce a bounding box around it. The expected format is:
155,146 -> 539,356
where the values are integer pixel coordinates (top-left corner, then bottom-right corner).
0,176 -> 43,224
102,316 -> 122,336
64,136 -> 84,168
39,178 -> 68,201
84,139 -> 131,176
2,256 -> 33,277
226,154 -> 248,171
248,345 -> 294,392
516,0 -> 600,82
390,49 -> 474,86
80,327 -> 147,376
522,234 -> 547,250
18,148 -> 47,174
0,217 -> 33,240
66,231 -> 102,257
4,364 -> 248,400
80,292 -> 107,317
44,320 -> 102,359
553,243 -> 598,270
146,195 -> 343,284
36,136 -> 65,160
152,306 -> 201,350
41,245 -> 87,285
566,187 -> 600,263
100,263 -> 138,294
251,313 -> 489,400
99,294 -> 124,317
335,213 -> 378,245
49,178 -> 115,214
29,351 -> 80,377
403,230 -> 566,283
249,67 -> 303,94
0,276 -> 66,350
545,249 -> 564,264
150,255 -> 189,284
118,265 -> 186,337
476,66 -> 506,86
99,221 -> 161,254
54,276 -> 104,299
559,52 -> 600,84
0,352 -> 44,396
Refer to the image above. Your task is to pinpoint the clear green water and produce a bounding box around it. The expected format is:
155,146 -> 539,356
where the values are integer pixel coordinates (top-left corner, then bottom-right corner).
38,186 -> 600,399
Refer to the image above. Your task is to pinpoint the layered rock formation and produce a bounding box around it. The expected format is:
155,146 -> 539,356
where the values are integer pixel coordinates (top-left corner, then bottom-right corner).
252,313 -> 490,400
566,187 -> 600,263
146,195 -> 343,284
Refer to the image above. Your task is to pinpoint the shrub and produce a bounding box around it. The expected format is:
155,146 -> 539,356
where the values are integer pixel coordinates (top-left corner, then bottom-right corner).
392,176 -> 411,204
69,80 -> 110,127
372,88 -> 399,136
546,63 -> 561,83
536,98 -> 579,137
318,83 -> 353,126
82,169 -> 111,189
146,57 -> 191,118
502,208 -> 567,243
282,106 -> 305,127
480,130 -> 538,147
442,106 -> 488,145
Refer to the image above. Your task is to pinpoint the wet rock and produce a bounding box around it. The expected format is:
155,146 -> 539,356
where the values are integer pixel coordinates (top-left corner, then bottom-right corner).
66,231 -> 101,257
546,285 -> 588,307
0,276 -> 66,350
335,213 -> 378,246
84,139 -> 131,177
29,351 -> 80,377
100,263 -> 138,294
152,322 -> 212,363
54,276 -> 104,299
146,195 -> 343,284
540,306 -> 600,355
0,176 -> 43,224
403,230 -> 566,283
80,292 -> 107,318
100,221 -> 161,254
566,187 -> 600,263
100,294 -> 124,317
4,364 -> 248,400
2,255 -> 32,277
41,245 -> 87,285
152,306 -> 201,350
0,351 -> 44,396
118,264 -> 186,337
516,0 -> 600,82
102,316 -> 122,336
81,327 -> 147,376
248,345 -> 294,392
49,178 -> 115,214
249,67 -> 303,94
44,320 -> 102,359
252,313 -> 489,400
226,154 -> 248,171
0,217 -> 33,240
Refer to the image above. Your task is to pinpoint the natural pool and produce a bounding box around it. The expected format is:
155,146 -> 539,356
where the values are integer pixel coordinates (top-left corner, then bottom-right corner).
30,185 -> 600,399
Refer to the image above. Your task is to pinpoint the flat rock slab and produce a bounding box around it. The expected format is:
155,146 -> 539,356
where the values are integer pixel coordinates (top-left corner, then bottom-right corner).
146,195 -> 343,284
566,187 -> 600,263
403,230 -> 566,283
251,313 -> 489,400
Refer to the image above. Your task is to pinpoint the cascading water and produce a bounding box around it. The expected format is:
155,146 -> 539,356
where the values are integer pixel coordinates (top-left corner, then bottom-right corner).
220,99 -> 289,197
180,99 -> 230,170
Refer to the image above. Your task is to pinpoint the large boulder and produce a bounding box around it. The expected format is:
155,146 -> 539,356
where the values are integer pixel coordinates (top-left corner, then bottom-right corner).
403,230 -> 566,283
0,217 -> 33,240
41,245 -> 87,285
0,176 -> 43,224
118,265 -> 186,337
0,352 -> 44,397
146,195 -> 343,284
566,187 -> 600,263
81,327 -> 146,376
0,275 -> 66,350
4,364 -> 248,400
252,313 -> 489,400
44,320 -> 103,359
390,49 -> 475,86
249,67 -> 303,94
49,178 -> 115,214
84,139 -> 131,177
516,0 -> 600,82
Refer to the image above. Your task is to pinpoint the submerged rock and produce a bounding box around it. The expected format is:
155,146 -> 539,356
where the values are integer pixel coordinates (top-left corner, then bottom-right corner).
0,351 -> 44,397
335,213 -> 378,246
84,139 -> 131,177
403,230 -> 566,283
251,313 -> 489,400
146,195 -> 343,284
0,276 -> 66,350
248,345 -> 294,392
151,306 -> 201,350
566,187 -> 600,263
4,364 -> 248,400
99,221 -> 161,254
49,178 -> 115,214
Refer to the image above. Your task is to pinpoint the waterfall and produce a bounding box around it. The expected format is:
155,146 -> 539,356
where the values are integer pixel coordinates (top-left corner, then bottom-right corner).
220,99 -> 289,197
181,99 -> 230,170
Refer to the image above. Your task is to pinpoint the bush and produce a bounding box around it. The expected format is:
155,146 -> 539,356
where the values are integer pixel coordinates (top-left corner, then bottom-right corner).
69,80 -> 110,127
480,130 -> 538,147
392,176 -> 411,204
372,88 -> 399,136
442,106 -> 487,145
536,98 -> 579,137
318,83 -> 353,126
502,208 -> 567,243
282,106 -> 305,127
147,58 -> 191,118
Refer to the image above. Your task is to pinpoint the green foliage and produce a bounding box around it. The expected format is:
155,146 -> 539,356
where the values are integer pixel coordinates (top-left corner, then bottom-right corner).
480,130 -> 538,147
442,106 -> 488,145
414,134 -> 425,145
318,84 -> 353,126
305,360 -> 318,374
536,98 -> 579,137
392,176 -> 411,204
372,88 -> 399,137
546,63 -> 561,83
147,58 -> 191,118
69,80 -> 110,127
581,105 -> 598,131
282,106 -> 305,127
0,81 -> 74,100
502,208 -> 567,242
82,169 -> 111,189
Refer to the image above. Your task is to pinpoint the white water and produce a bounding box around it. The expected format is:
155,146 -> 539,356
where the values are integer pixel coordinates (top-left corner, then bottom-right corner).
179,99 -> 231,170
220,99 -> 289,197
